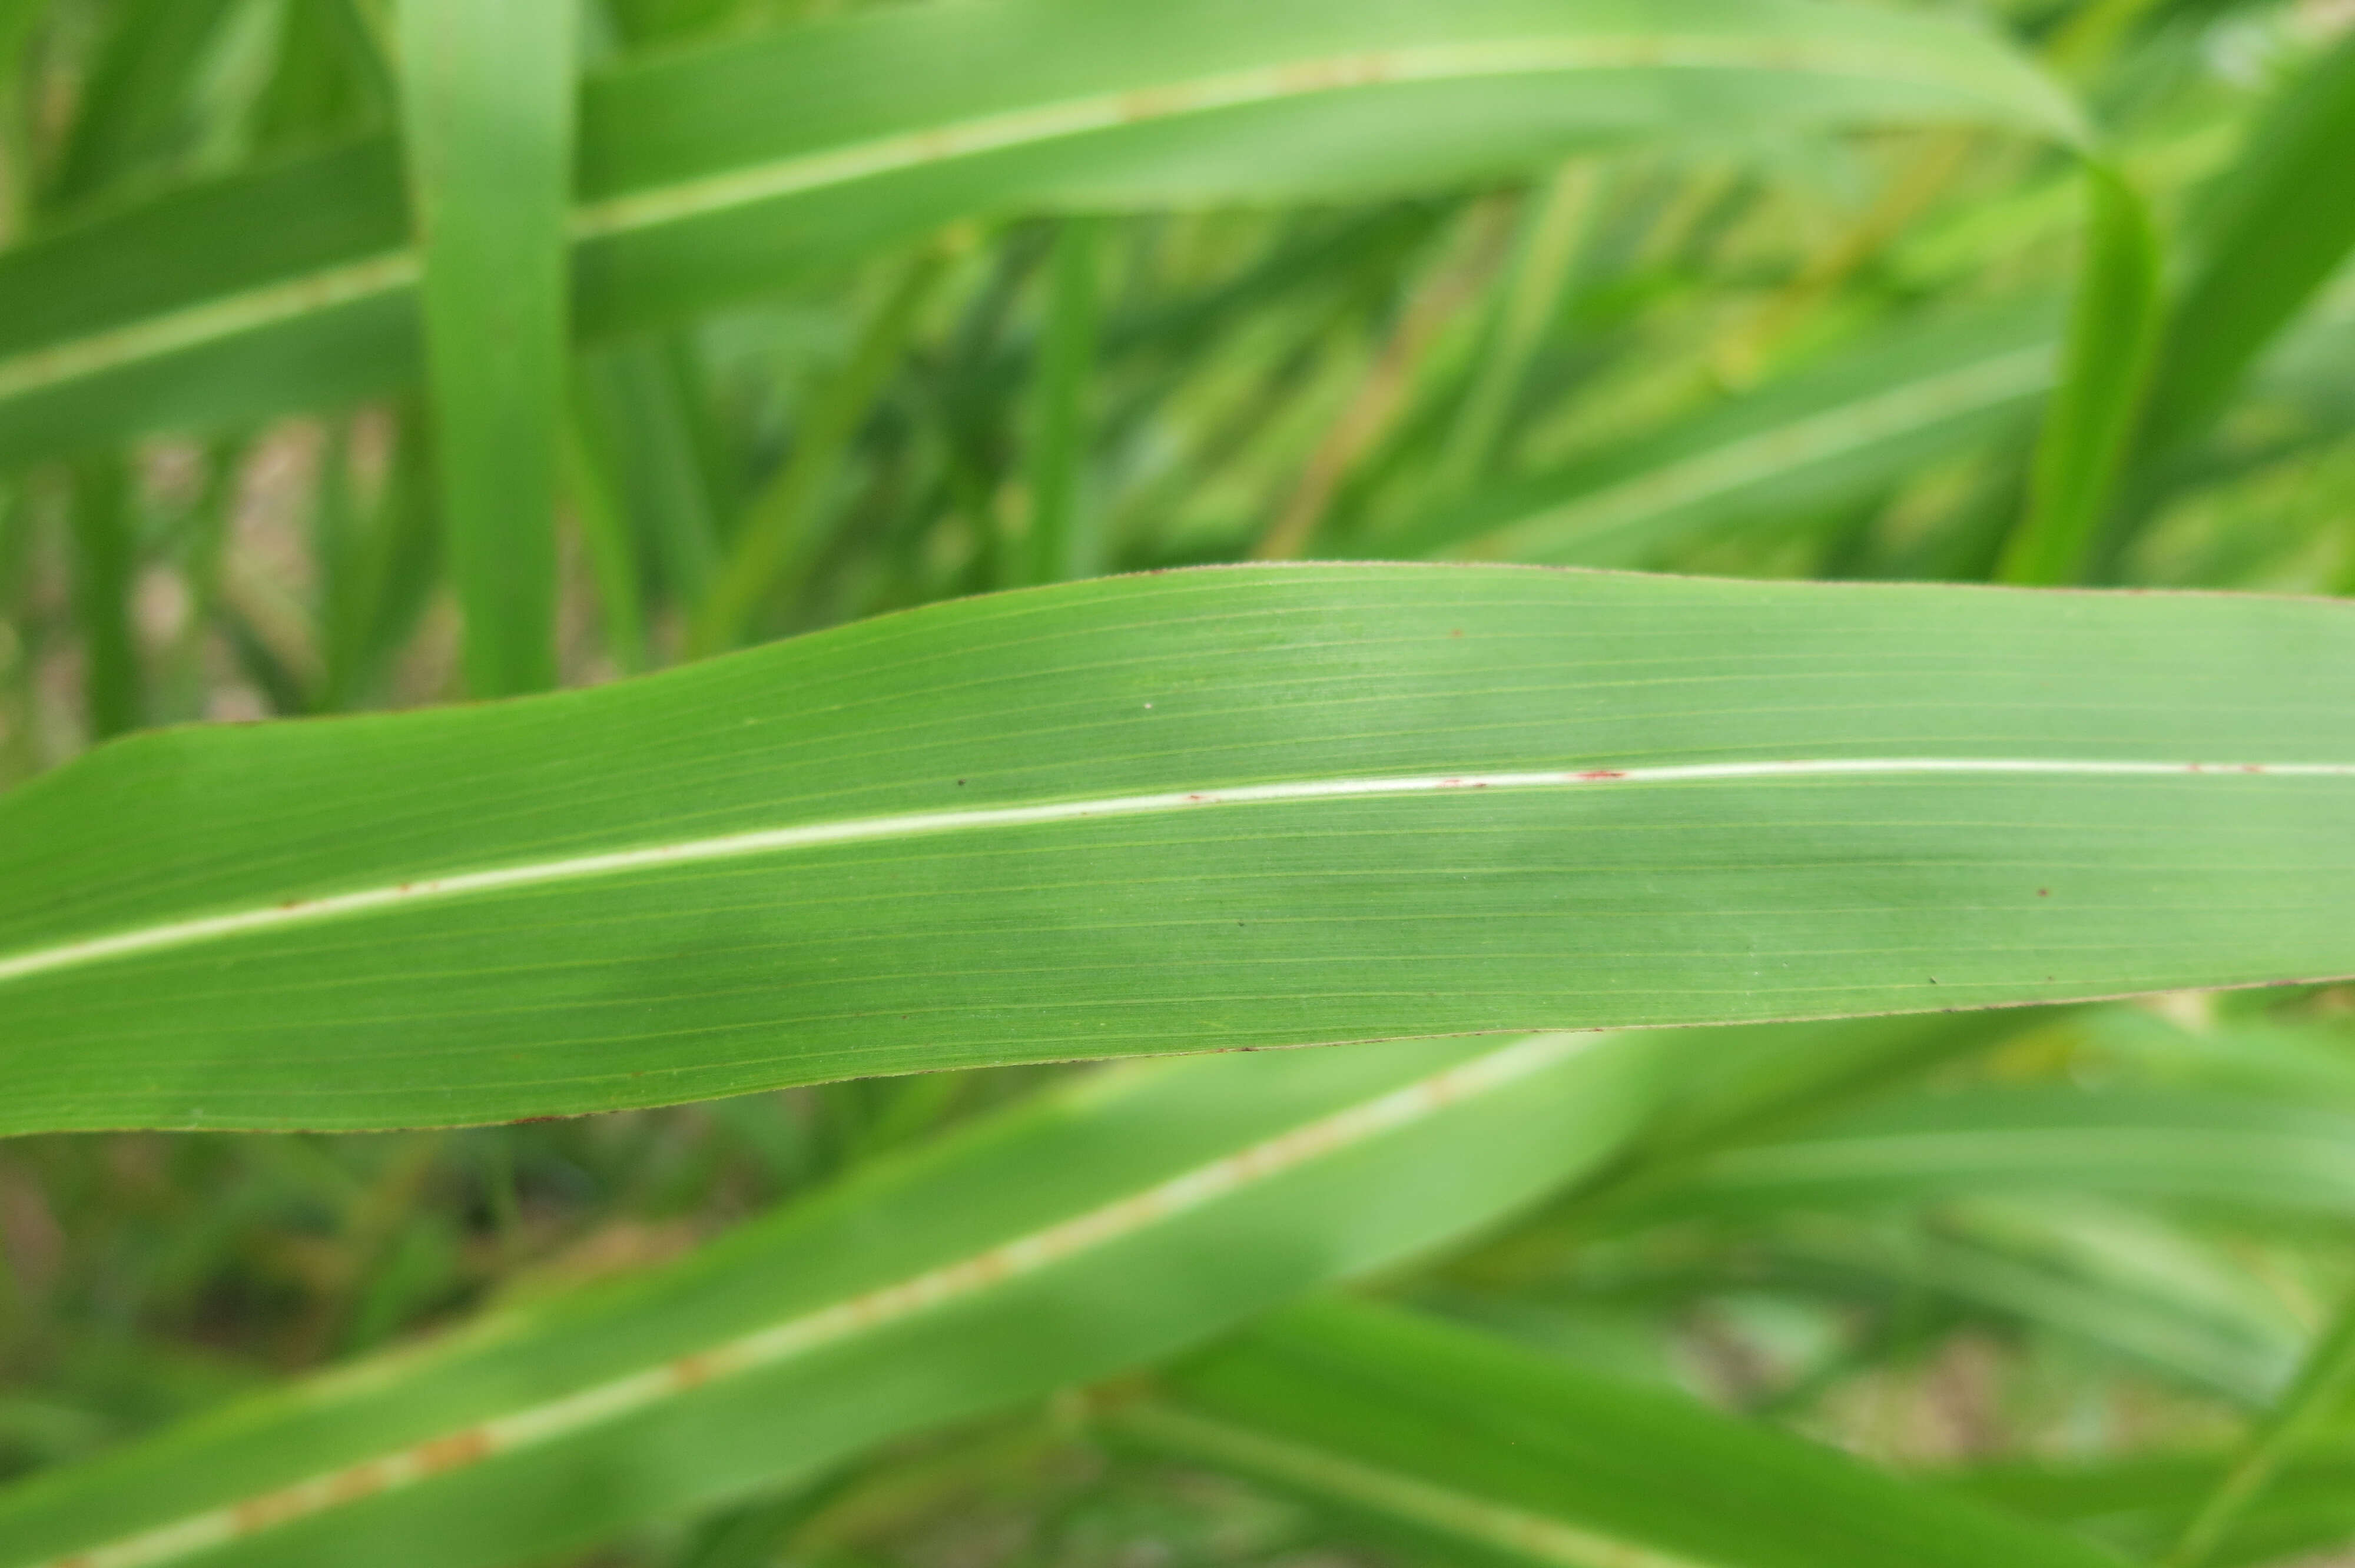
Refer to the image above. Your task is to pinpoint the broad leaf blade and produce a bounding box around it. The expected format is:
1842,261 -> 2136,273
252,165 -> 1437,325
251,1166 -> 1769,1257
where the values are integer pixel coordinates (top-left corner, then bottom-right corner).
0,0 -> 2084,465
9,564 -> 2355,1132
0,1032 -> 1648,1568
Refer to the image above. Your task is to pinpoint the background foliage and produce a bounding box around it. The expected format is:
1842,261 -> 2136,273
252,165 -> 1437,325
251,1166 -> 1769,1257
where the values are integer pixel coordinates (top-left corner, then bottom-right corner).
4,0 -> 2355,1564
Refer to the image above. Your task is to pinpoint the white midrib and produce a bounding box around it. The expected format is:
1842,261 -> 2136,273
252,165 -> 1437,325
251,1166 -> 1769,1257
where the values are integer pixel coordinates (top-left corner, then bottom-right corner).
32,1031 -> 1591,1568
0,34 -> 2073,403
4,756 -> 2349,988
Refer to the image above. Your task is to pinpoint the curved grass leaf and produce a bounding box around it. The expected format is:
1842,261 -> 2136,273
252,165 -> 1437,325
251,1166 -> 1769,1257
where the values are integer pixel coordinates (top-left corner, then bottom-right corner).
2131,27 -> 2355,464
0,1031 -> 1647,1568
1960,1441 -> 2355,1567
0,0 -> 2084,465
1747,1202 -> 2305,1403
394,0 -> 574,695
1998,166 -> 2160,586
1415,302 -> 2059,564
2171,1293 -> 2355,1566
10,563 -> 2355,1132
1114,1295 -> 2128,1568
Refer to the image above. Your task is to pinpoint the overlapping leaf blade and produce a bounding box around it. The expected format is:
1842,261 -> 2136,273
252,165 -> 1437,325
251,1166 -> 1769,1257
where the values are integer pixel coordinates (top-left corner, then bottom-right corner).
0,1031 -> 1647,1568
0,0 -> 2082,464
1117,1295 -> 2128,1567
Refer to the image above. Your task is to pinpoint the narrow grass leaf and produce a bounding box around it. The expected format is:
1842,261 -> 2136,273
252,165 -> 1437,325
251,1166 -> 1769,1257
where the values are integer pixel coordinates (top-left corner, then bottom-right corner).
2172,1295 -> 2355,1566
0,1032 -> 1647,1568
691,250 -> 950,653
1998,165 -> 2161,586
1637,1088 -> 2355,1222
1962,1442 -> 2355,1567
1117,1296 -> 2127,1568
1021,215 -> 1105,586
394,0 -> 573,695
64,459 -> 138,740
1415,303 -> 2059,563
2131,28 -> 2355,464
0,0 -> 2085,466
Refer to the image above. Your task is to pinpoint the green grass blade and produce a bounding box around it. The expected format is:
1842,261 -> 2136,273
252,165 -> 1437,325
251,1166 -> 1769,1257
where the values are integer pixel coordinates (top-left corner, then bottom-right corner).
2131,28 -> 2355,465
65,457 -> 138,741
0,1031 -> 1648,1568
560,390 -> 652,676
0,0 -> 2085,466
575,337 -> 725,613
38,0 -> 246,214
1998,166 -> 2161,586
394,0 -> 574,695
1635,1087 -> 2355,1222
1961,1442 -> 2355,1567
691,249 -> 950,654
1756,1202 -> 2304,1403
1021,215 -> 1106,586
1117,1295 -> 2127,1568
2171,1295 -> 2355,1566
1416,302 -> 2059,564
1432,162 -> 1599,497
12,564 -> 2355,1131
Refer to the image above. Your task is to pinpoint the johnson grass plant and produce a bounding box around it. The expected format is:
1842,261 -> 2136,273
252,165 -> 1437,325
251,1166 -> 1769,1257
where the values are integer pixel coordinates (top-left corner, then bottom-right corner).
3,0 -> 2355,1563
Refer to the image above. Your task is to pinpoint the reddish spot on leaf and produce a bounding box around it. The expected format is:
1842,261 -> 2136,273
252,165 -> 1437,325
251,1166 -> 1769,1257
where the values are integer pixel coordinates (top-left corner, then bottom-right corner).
1575,769 -> 1626,781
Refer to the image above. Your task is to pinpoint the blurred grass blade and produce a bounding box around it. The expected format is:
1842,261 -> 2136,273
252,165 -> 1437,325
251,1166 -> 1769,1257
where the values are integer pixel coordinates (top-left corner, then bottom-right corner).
1631,1087 -> 2355,1222
396,0 -> 574,695
1116,1296 -> 2127,1568
1419,302 -> 2058,564
1998,166 -> 2160,586
2171,1295 -> 2355,1567
65,459 -> 138,740
1434,161 -> 1599,496
1753,1203 -> 2303,1403
1021,215 -> 1104,586
15,564 -> 2355,1131
38,0 -> 244,214
576,338 -> 724,612
561,393 -> 651,675
0,1031 -> 1649,1568
0,0 -> 2085,466
1962,1441 -> 2355,1567
692,250 -> 950,653
2131,28 -> 2355,464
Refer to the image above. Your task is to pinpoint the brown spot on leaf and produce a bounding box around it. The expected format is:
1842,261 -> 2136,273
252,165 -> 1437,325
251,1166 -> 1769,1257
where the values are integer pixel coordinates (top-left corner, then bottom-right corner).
413,1428 -> 492,1474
